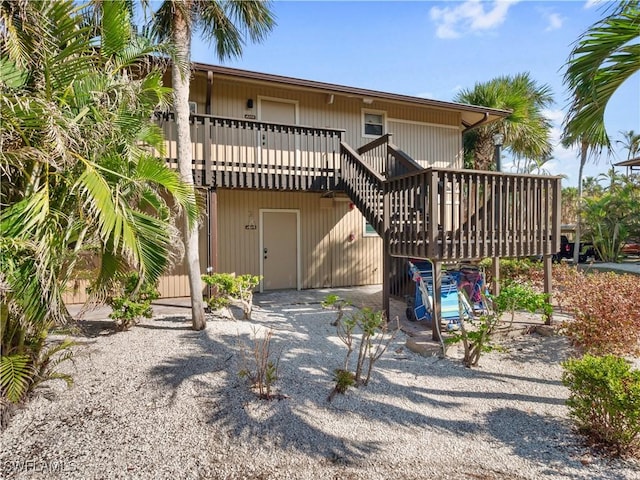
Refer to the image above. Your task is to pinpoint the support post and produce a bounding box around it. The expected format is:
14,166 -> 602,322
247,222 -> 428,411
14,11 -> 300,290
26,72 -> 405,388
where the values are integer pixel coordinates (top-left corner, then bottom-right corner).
207,188 -> 218,299
432,260 -> 442,343
491,257 -> 500,297
543,253 -> 553,325
382,184 -> 391,318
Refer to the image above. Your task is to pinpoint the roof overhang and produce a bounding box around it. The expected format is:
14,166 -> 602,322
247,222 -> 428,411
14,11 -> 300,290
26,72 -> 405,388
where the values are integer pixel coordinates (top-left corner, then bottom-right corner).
192,63 -> 510,131
615,157 -> 640,168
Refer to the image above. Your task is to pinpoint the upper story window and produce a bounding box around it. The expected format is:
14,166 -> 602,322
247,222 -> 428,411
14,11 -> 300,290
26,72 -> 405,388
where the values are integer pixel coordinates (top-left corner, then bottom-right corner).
362,110 -> 386,137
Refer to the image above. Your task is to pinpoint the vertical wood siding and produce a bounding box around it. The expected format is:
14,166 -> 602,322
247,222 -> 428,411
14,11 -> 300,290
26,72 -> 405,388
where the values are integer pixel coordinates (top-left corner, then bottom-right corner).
217,190 -> 383,288
208,77 -> 461,166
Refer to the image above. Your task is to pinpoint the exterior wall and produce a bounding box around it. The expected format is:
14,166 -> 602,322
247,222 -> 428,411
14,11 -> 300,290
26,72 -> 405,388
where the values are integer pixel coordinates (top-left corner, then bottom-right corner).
217,189 -> 383,288
186,72 -> 463,169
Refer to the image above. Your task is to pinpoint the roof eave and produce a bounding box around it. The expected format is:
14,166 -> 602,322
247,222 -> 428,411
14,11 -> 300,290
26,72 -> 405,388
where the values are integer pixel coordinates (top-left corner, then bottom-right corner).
192,63 -> 511,126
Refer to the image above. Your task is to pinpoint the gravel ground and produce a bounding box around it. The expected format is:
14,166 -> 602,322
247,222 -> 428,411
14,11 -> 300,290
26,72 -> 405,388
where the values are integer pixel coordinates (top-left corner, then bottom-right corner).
2,297 -> 639,480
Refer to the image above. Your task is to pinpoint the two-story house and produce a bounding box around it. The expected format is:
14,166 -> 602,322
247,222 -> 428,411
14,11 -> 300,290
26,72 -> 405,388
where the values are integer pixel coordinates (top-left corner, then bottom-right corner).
65,63 -> 561,328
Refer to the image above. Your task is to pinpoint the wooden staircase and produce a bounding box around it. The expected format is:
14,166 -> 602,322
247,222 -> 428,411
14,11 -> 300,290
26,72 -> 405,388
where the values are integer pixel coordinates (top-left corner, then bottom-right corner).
339,135 -> 561,335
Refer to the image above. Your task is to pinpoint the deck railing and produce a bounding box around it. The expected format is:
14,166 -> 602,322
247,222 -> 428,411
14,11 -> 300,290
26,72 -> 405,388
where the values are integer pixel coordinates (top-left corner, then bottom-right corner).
156,112 -> 344,190
357,133 -> 422,179
385,168 -> 562,261
341,143 -> 562,262
340,142 -> 385,234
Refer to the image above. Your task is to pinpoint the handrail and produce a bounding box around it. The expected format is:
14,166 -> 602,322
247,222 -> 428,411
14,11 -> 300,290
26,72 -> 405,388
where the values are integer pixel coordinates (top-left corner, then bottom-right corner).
341,141 -> 386,183
358,133 -> 392,155
340,142 -> 385,234
157,112 -> 343,190
384,168 -> 562,261
156,110 -> 346,137
387,142 -> 423,172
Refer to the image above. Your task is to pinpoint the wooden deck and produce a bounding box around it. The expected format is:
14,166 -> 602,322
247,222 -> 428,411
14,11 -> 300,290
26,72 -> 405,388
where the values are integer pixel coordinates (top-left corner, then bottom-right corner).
155,113 -> 562,330
157,112 -> 343,191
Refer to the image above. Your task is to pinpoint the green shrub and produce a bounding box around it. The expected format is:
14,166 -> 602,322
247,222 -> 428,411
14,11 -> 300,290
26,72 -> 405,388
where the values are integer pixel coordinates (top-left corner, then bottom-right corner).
1,317 -> 74,407
562,354 -> 640,457
448,283 -> 552,367
481,257 -> 544,290
202,273 -> 261,320
107,272 -> 160,331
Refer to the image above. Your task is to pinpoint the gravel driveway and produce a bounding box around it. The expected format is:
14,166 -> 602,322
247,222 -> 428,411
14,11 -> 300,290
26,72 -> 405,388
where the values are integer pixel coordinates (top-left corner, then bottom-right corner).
2,289 -> 639,479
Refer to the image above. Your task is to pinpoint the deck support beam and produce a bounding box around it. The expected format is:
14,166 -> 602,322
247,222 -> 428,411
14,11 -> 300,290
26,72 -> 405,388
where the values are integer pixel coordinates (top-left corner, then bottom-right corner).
491,257 -> 500,297
206,188 -> 218,299
543,254 -> 553,324
431,260 -> 442,343
382,184 -> 391,318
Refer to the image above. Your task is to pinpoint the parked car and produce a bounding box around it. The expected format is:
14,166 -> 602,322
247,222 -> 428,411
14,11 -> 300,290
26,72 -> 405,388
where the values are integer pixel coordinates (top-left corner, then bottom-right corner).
621,240 -> 640,256
553,233 -> 600,263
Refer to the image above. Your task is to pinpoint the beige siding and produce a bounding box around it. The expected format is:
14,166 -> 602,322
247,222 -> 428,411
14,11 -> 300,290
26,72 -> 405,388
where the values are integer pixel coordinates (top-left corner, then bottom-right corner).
387,120 -> 463,168
183,74 -> 462,168
217,190 -> 382,288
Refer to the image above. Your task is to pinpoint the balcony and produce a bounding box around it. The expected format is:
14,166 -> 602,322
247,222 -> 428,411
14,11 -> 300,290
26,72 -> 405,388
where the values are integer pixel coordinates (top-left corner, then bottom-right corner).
156,112 -> 344,191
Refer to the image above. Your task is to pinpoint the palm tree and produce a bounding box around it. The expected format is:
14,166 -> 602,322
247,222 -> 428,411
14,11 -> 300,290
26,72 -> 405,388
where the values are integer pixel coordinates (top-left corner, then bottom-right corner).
1,0 -> 197,403
455,72 -> 554,171
617,130 -> 640,160
561,0 -> 639,263
150,1 -> 275,331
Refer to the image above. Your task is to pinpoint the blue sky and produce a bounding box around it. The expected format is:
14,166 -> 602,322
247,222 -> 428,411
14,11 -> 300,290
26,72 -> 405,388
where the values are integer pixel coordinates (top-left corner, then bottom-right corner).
189,0 -> 639,188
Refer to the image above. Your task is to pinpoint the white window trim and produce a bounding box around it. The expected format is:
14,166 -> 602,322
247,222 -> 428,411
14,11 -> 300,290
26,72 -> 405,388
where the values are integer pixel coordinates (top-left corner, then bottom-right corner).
363,217 -> 379,237
362,108 -> 387,139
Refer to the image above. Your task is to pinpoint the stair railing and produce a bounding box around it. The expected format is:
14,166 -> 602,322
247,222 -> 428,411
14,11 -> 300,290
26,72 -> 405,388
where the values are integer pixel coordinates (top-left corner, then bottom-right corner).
340,142 -> 385,234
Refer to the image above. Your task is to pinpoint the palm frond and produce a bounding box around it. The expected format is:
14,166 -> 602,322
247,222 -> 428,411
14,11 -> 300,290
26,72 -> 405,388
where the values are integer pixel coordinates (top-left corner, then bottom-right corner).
0,354 -> 33,403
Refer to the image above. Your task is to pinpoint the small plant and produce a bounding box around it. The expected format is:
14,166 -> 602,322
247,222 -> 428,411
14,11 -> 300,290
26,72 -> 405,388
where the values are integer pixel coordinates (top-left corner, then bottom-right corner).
202,273 -> 261,320
321,294 -> 350,326
1,319 -> 75,407
238,327 -> 281,400
449,283 -> 552,367
562,354 -> 640,457
1,277 -> 75,423
324,296 -> 399,399
107,272 -> 160,331
494,282 -> 553,326
327,369 -> 356,402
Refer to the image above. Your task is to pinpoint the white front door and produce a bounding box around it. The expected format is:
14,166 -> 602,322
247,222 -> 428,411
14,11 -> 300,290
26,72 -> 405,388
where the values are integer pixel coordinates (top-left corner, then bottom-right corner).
260,210 -> 300,291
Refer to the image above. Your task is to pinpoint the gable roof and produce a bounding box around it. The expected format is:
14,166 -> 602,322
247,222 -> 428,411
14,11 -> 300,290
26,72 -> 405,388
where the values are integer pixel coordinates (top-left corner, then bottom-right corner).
192,63 -> 510,131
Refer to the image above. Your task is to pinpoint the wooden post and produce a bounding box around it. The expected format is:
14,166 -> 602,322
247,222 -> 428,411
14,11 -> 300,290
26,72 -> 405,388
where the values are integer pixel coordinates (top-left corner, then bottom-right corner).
432,260 -> 442,343
491,257 -> 500,297
543,253 -> 553,324
382,183 -> 391,319
206,188 -> 219,300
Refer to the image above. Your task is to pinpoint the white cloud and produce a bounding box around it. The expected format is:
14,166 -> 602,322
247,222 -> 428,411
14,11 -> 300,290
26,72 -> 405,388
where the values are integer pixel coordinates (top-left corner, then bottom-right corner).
430,0 -> 520,39
545,12 -> 563,31
584,0 -> 607,9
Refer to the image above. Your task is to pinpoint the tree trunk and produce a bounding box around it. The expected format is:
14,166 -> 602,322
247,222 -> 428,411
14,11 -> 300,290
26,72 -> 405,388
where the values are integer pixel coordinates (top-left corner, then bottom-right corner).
573,141 -> 588,265
172,10 -> 206,331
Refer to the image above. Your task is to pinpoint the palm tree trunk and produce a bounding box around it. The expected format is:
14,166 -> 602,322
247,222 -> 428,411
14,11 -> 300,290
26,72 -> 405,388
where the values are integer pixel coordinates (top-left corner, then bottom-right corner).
573,140 -> 588,265
172,10 -> 206,331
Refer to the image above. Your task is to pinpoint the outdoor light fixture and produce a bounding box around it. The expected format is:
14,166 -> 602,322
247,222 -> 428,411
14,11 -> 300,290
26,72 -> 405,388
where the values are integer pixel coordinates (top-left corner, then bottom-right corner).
492,132 -> 505,172
246,99 -> 254,109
